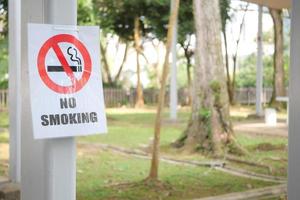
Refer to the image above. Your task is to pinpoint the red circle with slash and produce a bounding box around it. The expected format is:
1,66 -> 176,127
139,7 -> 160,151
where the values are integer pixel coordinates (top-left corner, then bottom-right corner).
37,34 -> 92,94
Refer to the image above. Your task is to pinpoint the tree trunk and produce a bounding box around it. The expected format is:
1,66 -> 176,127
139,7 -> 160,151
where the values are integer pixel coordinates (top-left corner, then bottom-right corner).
134,16 -> 144,108
269,8 -> 285,107
114,42 -> 129,82
222,30 -> 234,105
151,40 -> 162,88
173,0 -> 244,156
100,42 -> 113,85
186,55 -> 192,105
182,43 -> 193,106
231,55 -> 237,104
148,0 -> 180,180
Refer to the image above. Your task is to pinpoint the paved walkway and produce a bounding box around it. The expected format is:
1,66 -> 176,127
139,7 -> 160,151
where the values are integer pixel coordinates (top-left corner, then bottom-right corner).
234,120 -> 288,137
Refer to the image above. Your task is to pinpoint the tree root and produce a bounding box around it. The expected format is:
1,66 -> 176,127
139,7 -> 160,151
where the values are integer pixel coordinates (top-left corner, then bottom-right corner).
226,155 -> 272,173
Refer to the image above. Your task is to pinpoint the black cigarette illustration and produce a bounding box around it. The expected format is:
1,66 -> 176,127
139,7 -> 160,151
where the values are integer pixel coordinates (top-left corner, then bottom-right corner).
47,65 -> 82,72
47,46 -> 82,72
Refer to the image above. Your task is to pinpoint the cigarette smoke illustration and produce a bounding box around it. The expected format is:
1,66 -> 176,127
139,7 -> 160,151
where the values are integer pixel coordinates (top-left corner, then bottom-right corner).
67,47 -> 82,72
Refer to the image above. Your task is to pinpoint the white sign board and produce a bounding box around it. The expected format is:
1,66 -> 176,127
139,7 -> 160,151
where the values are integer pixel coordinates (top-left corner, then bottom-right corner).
28,23 -> 107,139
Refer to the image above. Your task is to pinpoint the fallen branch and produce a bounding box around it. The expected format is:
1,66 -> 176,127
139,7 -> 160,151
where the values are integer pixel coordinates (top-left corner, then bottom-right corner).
216,166 -> 286,183
225,155 -> 272,173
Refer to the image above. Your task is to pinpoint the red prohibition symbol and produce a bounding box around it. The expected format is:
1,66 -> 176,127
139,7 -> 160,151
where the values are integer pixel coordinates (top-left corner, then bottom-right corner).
37,34 -> 92,94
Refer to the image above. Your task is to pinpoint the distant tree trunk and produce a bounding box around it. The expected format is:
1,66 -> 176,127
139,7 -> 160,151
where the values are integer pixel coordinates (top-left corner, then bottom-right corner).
148,0 -> 180,180
269,8 -> 285,107
114,42 -> 129,82
181,38 -> 193,106
173,0 -> 245,156
151,40 -> 162,88
222,30 -> 233,104
186,54 -> 192,105
223,5 -> 248,105
100,42 -> 113,85
134,16 -> 144,108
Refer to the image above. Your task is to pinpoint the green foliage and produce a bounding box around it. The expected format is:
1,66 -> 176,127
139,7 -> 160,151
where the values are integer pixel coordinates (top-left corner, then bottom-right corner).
93,0 -> 194,44
219,0 -> 231,33
93,0 -> 154,41
0,78 -> 7,89
235,53 -> 290,88
210,80 -> 221,93
78,0 -> 95,25
0,37 -> 8,89
199,108 -> 211,120
0,0 -> 7,37
147,0 -> 194,44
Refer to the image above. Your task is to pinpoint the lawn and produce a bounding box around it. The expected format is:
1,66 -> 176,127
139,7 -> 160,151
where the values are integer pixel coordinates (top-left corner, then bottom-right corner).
0,106 -> 288,199
76,150 -> 274,200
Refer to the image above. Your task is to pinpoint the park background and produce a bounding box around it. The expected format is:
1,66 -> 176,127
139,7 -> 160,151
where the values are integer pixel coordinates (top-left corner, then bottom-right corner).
0,0 -> 290,199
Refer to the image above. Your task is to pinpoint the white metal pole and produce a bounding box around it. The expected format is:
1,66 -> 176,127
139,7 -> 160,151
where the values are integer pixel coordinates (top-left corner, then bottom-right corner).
8,0 -> 21,183
170,0 -> 178,120
44,0 -> 77,200
21,0 -> 47,199
289,0 -> 300,199
21,0 -> 77,200
256,5 -> 263,116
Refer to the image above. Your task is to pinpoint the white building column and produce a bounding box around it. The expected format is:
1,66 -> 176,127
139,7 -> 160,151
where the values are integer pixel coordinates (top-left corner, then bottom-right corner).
8,0 -> 21,183
256,5 -> 264,116
21,0 -> 77,200
289,0 -> 300,199
170,0 -> 178,120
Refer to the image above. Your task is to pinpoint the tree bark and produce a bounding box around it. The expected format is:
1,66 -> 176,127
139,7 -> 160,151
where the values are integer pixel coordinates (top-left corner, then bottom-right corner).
114,42 -> 129,82
181,38 -> 193,106
100,42 -> 113,85
134,16 -> 144,108
186,55 -> 192,105
173,0 -> 244,156
222,30 -> 233,104
148,0 -> 180,180
228,5 -> 248,105
269,8 -> 285,107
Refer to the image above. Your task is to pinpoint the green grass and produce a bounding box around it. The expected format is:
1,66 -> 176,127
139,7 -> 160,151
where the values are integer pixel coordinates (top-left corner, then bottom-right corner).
236,133 -> 288,148
77,150 -> 274,200
79,111 -> 186,149
0,108 -> 288,199
0,112 -> 9,128
0,131 -> 8,143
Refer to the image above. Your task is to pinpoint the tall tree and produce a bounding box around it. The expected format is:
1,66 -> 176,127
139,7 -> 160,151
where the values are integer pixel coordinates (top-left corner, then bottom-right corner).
134,16 -> 144,108
148,0 -> 180,180
148,0 -> 194,104
269,8 -> 285,106
173,0 -> 244,155
220,0 -> 232,104
221,2 -> 249,105
93,0 -> 149,98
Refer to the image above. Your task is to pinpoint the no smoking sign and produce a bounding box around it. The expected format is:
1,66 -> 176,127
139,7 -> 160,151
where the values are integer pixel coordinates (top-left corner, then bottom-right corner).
28,23 -> 107,139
